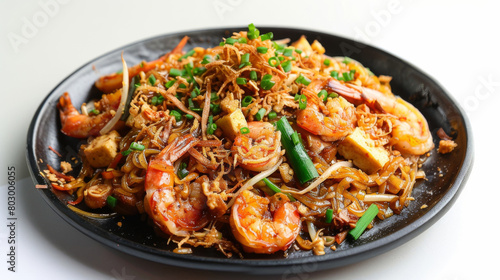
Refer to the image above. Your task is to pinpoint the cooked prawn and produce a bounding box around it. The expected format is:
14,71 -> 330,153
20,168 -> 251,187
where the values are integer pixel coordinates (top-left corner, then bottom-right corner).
230,190 -> 301,254
57,91 -> 122,138
232,121 -> 282,172
95,36 -> 189,93
326,78 -> 434,155
297,78 -> 357,142
144,133 -> 210,236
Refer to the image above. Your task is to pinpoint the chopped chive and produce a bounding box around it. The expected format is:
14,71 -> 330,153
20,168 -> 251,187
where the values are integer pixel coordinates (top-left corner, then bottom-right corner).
323,58 -> 331,66
177,162 -> 189,179
106,196 -> 117,208
236,77 -> 248,85
268,111 -> 277,120
178,49 -> 196,61
179,83 -> 187,89
261,74 -> 275,90
130,142 -> 145,151
294,49 -> 303,54
148,75 -> 156,86
260,32 -> 273,41
325,208 -> 334,223
262,178 -> 296,202
349,204 -> 379,240
185,114 -> 194,120
283,48 -> 293,57
318,90 -> 328,102
294,94 -> 300,101
268,57 -> 279,67
242,96 -> 253,107
249,70 -> 258,81
191,88 -> 200,98
256,46 -> 268,54
281,60 -> 292,72
170,110 -> 182,122
169,68 -> 183,77
238,37 -> 247,44
121,149 -> 131,156
255,108 -> 266,121
240,127 -> 250,134
298,94 -> 307,110
295,74 -> 311,86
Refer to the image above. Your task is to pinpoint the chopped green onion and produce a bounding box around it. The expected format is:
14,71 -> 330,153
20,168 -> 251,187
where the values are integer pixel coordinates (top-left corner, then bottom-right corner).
298,94 -> 307,110
262,178 -> 296,202
201,55 -> 212,65
295,74 -> 311,86
170,110 -> 182,122
242,96 -> 253,107
130,142 -> 145,151
240,127 -> 250,134
207,123 -> 217,135
294,94 -> 300,101
106,196 -> 117,208
225,37 -> 237,45
291,131 -> 300,145
238,37 -> 247,44
247,23 -> 260,40
121,149 -> 132,156
294,49 -> 303,54
260,32 -> 273,41
178,49 -> 196,61
185,114 -> 194,120
283,48 -> 293,57
281,60 -> 292,72
89,109 -> 100,115
328,92 -> 339,99
268,57 -> 279,67
349,204 -> 379,240
330,70 -> 339,79
177,162 -> 189,179
148,75 -> 156,85
268,111 -> 277,120
169,68 -> 183,77
325,208 -> 334,223
261,74 -> 275,90
191,88 -> 200,98
255,108 -> 266,121
211,92 -> 219,102
342,57 -> 351,65
211,104 -> 221,115
165,79 -> 176,88
236,77 -> 248,85
276,117 -> 319,184
323,58 -> 331,66
151,95 -> 164,106
239,53 -> 251,68
193,67 -> 207,76
249,70 -> 258,81
273,42 -> 285,53
318,90 -> 328,102
256,46 -> 268,54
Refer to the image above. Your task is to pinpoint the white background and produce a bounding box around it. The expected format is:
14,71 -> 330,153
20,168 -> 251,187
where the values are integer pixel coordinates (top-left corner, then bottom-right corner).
0,0 -> 498,279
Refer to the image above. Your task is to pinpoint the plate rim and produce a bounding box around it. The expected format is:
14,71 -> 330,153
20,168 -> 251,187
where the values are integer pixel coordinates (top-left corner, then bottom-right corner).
25,26 -> 475,274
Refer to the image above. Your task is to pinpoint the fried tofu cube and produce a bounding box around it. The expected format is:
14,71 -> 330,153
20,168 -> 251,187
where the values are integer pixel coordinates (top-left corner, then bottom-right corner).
215,109 -> 248,140
83,130 -> 120,168
338,128 -> 390,174
438,139 -> 457,154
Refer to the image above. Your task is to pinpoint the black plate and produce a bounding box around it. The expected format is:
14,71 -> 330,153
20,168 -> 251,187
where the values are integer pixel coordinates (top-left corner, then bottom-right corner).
26,27 -> 473,274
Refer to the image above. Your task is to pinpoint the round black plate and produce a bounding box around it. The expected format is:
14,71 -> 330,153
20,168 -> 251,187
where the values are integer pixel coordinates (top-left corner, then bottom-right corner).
26,27 -> 473,274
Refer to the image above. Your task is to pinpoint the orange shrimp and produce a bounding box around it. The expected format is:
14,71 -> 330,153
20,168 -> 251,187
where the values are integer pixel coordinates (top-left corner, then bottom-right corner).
57,91 -> 122,138
326,79 -> 434,155
230,190 -> 301,254
144,133 -> 210,236
232,122 -> 282,172
95,36 -> 189,93
296,78 -> 357,142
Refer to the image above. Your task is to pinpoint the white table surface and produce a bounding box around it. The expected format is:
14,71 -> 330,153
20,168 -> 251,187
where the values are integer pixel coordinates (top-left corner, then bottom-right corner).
0,0 -> 498,279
